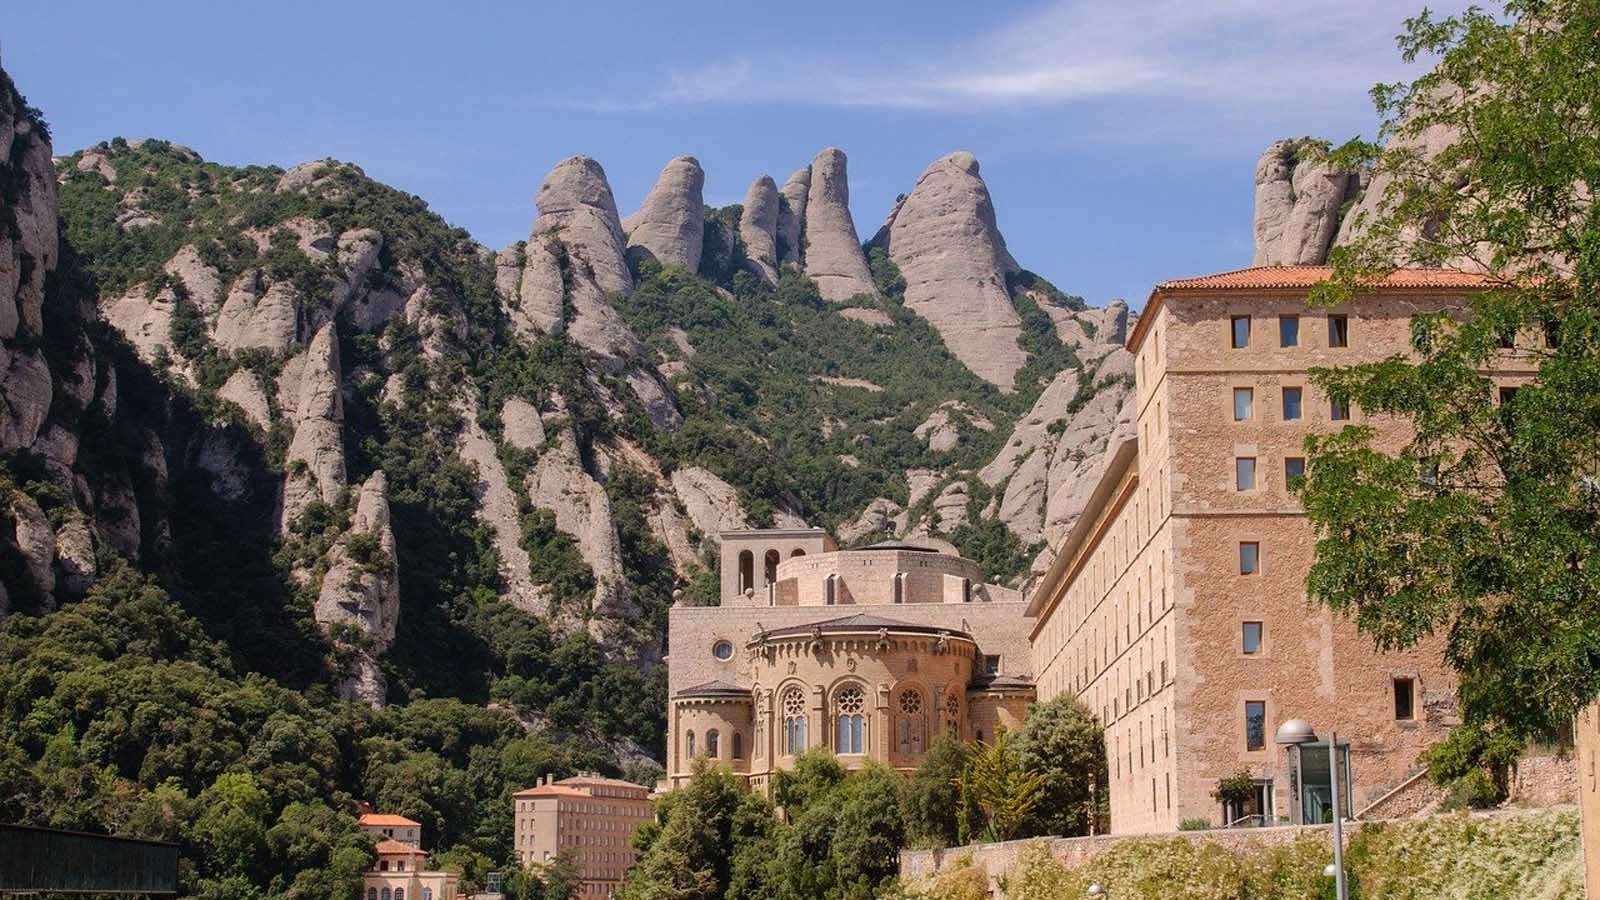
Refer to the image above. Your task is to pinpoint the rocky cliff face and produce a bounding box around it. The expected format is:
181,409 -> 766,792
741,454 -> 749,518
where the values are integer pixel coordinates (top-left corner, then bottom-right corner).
874,151 -> 1026,391
738,175 -> 780,285
1252,139 -> 1359,267
801,149 -> 879,302
315,471 -> 400,705
3,51 -> 1146,760
623,156 -> 705,272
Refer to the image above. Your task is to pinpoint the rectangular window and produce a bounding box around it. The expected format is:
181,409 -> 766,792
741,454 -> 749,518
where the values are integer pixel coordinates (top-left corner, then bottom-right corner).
1330,397 -> 1350,421
1233,387 -> 1254,421
1498,386 -> 1519,405
1239,542 -> 1260,575
1328,314 -> 1349,348
1231,316 -> 1251,349
1242,621 -> 1262,654
1235,457 -> 1256,491
984,655 -> 1001,676
1394,678 -> 1416,720
1285,457 -> 1306,488
1279,315 -> 1300,347
1245,700 -> 1267,750
1281,387 -> 1302,420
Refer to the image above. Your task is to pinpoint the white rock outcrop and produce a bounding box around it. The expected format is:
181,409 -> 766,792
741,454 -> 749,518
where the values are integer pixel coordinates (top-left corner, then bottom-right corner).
739,175 -> 781,284
623,156 -> 705,272
670,465 -> 750,538
526,409 -> 633,634
1252,139 -> 1357,266
878,151 -> 1025,390
315,471 -> 400,706
979,351 -> 1136,551
776,167 -> 811,269
280,323 -> 346,531
531,156 -> 633,295
802,149 -> 878,302
215,274 -> 299,354
456,395 -> 547,614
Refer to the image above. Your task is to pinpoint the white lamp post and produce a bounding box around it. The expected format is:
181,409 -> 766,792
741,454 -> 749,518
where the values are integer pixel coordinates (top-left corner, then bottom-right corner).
1276,719 -> 1348,900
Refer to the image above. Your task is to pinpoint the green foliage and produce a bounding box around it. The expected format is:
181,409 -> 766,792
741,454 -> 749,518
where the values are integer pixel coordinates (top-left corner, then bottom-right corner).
1013,695 -> 1108,837
1418,722 -> 1523,810
0,568 -> 616,896
771,749 -> 847,815
959,730 -> 1044,843
518,507 -> 596,612
1305,1 -> 1600,736
1176,818 -> 1211,832
1210,771 -> 1257,810
902,735 -> 972,849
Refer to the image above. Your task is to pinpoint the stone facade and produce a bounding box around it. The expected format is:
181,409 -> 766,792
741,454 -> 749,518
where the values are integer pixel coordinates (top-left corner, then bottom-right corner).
667,530 -> 1034,794
1028,267 -> 1531,834
513,774 -> 653,897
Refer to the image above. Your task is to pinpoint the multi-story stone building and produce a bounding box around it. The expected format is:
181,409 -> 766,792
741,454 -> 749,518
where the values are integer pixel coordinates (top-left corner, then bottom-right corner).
512,773 -> 653,897
665,528 -> 1035,794
1027,266 -> 1526,833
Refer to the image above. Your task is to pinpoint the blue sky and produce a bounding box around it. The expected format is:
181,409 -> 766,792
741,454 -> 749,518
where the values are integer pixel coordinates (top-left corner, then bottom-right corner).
6,1 -> 1456,309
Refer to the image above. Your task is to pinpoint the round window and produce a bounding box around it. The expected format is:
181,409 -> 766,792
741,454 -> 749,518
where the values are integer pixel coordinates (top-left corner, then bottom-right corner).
712,640 -> 734,661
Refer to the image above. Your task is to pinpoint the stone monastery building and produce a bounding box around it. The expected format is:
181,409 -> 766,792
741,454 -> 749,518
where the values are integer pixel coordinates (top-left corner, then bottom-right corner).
666,266 -> 1552,836
666,529 -> 1035,793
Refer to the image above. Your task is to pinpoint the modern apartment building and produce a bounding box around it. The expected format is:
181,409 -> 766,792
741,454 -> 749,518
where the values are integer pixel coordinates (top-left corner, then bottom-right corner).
1027,266 -> 1529,833
513,773 -> 654,897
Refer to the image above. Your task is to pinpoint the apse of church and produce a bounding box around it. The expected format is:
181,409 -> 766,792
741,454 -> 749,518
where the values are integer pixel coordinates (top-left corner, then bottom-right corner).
665,529 -> 1035,793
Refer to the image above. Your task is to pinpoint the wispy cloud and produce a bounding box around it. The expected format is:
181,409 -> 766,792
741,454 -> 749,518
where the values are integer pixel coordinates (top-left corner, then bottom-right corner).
555,0 -> 1456,114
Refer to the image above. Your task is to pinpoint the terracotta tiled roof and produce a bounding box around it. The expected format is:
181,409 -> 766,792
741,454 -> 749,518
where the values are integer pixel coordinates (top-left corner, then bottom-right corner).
359,813 -> 421,828
373,839 -> 425,855
1128,266 -> 1496,352
559,774 -> 651,790
1154,265 -> 1493,292
513,785 -> 589,798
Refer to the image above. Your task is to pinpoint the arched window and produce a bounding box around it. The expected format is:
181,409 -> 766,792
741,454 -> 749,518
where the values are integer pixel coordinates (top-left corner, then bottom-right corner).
961,578 -> 973,603
395,889 -> 404,900
825,574 -> 837,606
782,687 -> 808,754
382,889 -> 392,900
893,573 -> 906,604
738,551 -> 754,593
422,890 -> 432,900
369,889 -> 378,900
686,730 -> 696,759
764,549 -> 780,586
897,688 -> 925,755
791,548 -> 806,557
944,690 -> 962,737
834,684 -> 866,753
707,729 -> 721,759
732,732 -> 744,759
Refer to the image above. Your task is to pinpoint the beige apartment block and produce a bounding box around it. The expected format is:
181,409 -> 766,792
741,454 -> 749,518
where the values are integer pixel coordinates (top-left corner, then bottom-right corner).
1028,266 -> 1536,834
667,529 -> 1035,795
513,773 -> 653,897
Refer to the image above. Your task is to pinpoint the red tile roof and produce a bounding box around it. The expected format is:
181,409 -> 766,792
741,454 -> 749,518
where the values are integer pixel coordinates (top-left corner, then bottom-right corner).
359,813 -> 421,827
1154,265 -> 1493,292
1129,266 -> 1496,352
513,785 -> 589,798
373,839 -> 426,855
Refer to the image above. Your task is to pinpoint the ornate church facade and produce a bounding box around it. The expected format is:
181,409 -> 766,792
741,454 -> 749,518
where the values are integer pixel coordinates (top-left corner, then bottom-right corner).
664,529 -> 1035,795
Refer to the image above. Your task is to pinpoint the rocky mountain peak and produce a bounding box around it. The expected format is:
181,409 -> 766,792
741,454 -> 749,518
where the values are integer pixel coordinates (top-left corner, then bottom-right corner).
739,174 -> 781,285
877,150 -> 1026,391
533,155 -> 632,295
1252,138 -> 1358,266
801,148 -> 878,302
623,155 -> 705,272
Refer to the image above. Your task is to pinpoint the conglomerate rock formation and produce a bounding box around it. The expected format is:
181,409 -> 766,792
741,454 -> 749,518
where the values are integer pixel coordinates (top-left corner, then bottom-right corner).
874,151 -> 1026,391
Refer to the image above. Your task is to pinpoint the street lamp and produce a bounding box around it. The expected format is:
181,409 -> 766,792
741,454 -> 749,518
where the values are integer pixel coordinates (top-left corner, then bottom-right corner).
1275,719 -> 1348,900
